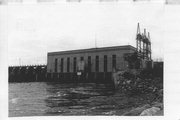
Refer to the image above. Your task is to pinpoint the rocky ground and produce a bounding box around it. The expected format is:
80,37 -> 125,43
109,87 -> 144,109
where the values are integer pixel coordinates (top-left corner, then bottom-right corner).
78,89 -> 163,116
76,86 -> 164,116
108,68 -> 164,116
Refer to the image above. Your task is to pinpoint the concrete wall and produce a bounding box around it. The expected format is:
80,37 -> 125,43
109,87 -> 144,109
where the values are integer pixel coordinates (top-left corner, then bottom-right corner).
47,45 -> 136,73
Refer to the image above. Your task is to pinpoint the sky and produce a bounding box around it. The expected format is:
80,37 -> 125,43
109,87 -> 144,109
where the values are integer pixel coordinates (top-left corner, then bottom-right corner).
2,1 -> 177,65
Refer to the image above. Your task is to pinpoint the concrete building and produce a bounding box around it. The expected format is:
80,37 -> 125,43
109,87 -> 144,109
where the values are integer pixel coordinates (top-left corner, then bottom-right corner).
47,45 -> 136,74
47,45 -> 136,83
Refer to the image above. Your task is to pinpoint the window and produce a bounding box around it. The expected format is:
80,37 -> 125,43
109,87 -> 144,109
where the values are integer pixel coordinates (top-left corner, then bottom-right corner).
80,57 -> 84,61
67,57 -> 70,72
112,55 -> 116,69
104,55 -> 107,72
54,58 -> 57,72
95,56 -> 99,72
88,56 -> 91,72
73,57 -> 76,72
61,58 -> 64,73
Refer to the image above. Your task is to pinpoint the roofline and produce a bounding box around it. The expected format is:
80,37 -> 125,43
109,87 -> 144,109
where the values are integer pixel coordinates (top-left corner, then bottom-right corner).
48,45 -> 136,56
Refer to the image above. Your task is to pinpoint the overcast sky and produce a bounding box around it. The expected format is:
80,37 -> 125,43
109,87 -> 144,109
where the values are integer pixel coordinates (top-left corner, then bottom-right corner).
4,1 -> 179,65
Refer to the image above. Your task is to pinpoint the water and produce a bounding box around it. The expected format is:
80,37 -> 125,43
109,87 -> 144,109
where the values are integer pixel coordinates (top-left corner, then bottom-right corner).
9,82 -> 131,117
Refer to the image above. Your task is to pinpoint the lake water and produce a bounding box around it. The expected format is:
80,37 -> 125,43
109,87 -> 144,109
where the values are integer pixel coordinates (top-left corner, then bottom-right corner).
9,82 -> 129,117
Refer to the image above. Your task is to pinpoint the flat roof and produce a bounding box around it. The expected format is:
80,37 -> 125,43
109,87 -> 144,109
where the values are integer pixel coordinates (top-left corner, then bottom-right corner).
48,45 -> 136,56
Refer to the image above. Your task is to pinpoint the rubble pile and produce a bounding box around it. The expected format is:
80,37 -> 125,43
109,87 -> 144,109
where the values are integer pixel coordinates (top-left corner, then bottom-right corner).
116,69 -> 163,97
114,69 -> 163,116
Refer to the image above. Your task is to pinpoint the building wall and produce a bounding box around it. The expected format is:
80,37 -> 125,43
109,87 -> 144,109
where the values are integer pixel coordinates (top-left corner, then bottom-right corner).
47,46 -> 136,73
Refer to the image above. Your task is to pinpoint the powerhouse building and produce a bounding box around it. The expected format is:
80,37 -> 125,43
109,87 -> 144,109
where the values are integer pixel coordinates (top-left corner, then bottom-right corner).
47,45 -> 136,83
47,45 -> 136,73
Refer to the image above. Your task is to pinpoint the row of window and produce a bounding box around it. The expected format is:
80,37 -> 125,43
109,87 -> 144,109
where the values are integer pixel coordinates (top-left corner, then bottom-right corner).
54,55 -> 116,73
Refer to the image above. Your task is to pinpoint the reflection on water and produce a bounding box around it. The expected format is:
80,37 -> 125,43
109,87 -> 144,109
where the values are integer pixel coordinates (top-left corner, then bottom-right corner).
9,82 -> 119,117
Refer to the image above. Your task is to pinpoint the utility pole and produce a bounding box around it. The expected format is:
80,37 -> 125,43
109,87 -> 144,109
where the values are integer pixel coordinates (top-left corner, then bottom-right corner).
19,58 -> 21,66
95,33 -> 97,48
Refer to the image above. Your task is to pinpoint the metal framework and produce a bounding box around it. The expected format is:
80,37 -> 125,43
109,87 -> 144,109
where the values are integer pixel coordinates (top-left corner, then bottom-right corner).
136,23 -> 151,61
